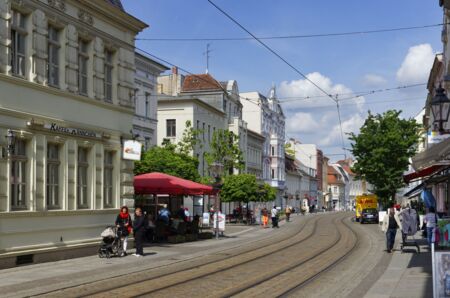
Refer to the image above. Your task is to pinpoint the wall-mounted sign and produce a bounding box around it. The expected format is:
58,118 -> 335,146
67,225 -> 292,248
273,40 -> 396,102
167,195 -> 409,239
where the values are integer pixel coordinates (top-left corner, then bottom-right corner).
428,131 -> 450,144
123,140 -> 142,161
43,123 -> 102,139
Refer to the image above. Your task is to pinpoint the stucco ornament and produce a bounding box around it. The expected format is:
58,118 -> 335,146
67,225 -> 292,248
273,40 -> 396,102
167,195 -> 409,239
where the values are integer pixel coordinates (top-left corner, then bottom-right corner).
78,9 -> 93,26
47,0 -> 66,11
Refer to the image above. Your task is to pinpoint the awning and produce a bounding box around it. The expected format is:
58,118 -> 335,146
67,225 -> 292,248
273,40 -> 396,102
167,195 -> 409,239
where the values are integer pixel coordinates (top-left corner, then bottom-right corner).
134,172 -> 215,195
403,164 -> 448,183
412,137 -> 450,170
403,182 -> 424,198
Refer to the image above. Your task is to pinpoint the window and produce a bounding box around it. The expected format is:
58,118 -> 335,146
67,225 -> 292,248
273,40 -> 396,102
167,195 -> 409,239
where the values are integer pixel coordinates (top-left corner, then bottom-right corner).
47,144 -> 60,209
104,50 -> 113,101
10,139 -> 27,210
333,186 -> 338,194
202,123 -> 205,141
47,26 -> 60,86
271,146 -> 275,156
10,10 -> 26,77
208,125 -> 211,141
271,169 -> 275,179
196,120 -> 200,130
144,93 -> 149,118
166,119 -> 176,137
77,147 -> 89,209
78,40 -> 89,95
144,137 -> 151,151
223,99 -> 227,111
103,151 -> 113,208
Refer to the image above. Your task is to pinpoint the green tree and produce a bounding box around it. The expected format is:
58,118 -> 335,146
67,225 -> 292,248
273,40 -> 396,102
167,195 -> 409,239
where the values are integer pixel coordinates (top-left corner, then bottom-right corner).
134,146 -> 200,182
261,183 -> 277,202
220,174 -> 259,203
205,129 -> 244,175
177,120 -> 203,155
348,110 -> 420,208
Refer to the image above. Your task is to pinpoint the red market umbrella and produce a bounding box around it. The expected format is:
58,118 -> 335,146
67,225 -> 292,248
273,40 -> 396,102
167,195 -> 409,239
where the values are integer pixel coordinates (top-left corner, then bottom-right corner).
134,172 -> 215,196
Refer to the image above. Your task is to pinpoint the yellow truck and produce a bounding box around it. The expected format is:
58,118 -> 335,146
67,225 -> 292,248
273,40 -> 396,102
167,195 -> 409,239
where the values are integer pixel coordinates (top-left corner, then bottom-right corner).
355,194 -> 378,223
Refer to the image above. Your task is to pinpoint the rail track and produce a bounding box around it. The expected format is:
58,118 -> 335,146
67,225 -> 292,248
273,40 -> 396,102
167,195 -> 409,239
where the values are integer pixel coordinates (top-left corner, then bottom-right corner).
32,214 -> 321,298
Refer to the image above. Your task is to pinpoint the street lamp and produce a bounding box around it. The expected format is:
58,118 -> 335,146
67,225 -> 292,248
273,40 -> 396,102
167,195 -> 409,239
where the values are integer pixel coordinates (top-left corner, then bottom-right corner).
431,84 -> 450,133
209,161 -> 223,240
5,129 -> 15,156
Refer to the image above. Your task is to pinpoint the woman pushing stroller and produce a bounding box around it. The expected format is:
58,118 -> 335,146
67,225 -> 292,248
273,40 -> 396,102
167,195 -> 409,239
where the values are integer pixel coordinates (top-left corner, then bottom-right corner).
115,206 -> 132,257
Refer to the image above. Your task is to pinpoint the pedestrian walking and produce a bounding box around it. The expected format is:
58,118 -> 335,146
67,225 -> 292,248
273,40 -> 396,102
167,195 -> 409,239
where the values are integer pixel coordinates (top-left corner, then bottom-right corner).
382,207 -> 402,253
261,207 -> 269,228
285,206 -> 291,222
271,206 -> 279,228
424,206 -> 438,247
115,206 -> 132,256
133,207 -> 146,257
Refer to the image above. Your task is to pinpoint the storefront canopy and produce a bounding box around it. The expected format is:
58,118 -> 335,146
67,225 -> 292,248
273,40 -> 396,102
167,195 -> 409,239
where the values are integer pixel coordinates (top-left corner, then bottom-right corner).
134,172 -> 215,196
411,137 -> 450,170
403,164 -> 448,183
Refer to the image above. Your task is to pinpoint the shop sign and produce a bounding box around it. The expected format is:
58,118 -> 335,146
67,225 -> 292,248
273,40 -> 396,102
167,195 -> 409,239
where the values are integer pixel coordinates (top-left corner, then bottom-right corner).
202,212 -> 210,225
122,140 -> 142,161
428,131 -> 450,144
44,123 -> 102,139
213,212 -> 225,231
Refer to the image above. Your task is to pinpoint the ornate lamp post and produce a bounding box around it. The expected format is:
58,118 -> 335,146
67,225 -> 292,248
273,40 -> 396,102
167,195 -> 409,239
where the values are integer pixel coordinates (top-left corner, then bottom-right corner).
209,161 -> 223,240
431,85 -> 450,133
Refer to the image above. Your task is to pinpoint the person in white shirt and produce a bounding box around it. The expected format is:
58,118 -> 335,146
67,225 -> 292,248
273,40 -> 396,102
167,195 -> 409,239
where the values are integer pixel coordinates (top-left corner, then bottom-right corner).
424,206 -> 437,246
271,206 -> 279,228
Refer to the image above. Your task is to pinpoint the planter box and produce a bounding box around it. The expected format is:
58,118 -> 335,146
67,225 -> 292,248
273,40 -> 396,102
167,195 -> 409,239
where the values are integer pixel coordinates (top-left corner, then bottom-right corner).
198,232 -> 213,239
185,234 -> 198,242
168,235 -> 186,244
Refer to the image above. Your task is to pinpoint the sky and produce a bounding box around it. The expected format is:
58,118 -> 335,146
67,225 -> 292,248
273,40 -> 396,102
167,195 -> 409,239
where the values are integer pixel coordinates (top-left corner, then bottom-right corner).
122,0 -> 443,160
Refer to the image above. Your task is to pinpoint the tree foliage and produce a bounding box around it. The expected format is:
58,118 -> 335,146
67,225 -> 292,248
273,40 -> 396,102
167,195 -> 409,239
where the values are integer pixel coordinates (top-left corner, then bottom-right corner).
205,129 -> 244,175
348,110 -> 420,208
177,120 -> 203,155
284,143 -> 295,157
220,174 -> 259,203
260,183 -> 277,202
134,146 -> 200,182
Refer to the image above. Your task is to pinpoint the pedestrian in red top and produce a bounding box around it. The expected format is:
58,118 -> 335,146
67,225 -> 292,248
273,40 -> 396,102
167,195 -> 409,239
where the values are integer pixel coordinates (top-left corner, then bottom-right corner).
115,206 -> 132,256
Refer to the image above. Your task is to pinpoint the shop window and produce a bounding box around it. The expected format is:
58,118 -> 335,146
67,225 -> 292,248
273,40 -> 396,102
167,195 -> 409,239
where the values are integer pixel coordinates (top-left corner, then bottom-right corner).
77,147 -> 89,209
104,50 -> 113,102
10,10 -> 27,77
103,151 -> 114,208
166,119 -> 176,137
47,26 -> 60,87
10,139 -> 27,210
47,143 -> 60,209
78,40 -> 89,95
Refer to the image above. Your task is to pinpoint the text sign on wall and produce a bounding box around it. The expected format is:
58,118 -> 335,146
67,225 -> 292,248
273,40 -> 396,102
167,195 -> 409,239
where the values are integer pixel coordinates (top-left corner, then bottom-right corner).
428,131 -> 450,144
123,140 -> 142,161
44,123 -> 102,139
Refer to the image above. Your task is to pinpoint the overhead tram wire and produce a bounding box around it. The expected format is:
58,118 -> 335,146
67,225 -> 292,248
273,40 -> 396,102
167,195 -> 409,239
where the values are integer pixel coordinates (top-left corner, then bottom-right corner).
135,23 -> 447,42
207,0 -> 348,157
133,47 -> 261,107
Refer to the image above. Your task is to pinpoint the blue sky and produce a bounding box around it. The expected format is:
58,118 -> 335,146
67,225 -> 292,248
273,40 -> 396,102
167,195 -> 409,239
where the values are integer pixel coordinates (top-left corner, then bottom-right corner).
122,0 -> 443,159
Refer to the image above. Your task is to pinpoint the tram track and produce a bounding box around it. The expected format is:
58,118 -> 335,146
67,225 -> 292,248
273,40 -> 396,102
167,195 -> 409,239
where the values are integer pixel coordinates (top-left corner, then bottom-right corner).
85,213 -> 353,297
30,214 -> 322,298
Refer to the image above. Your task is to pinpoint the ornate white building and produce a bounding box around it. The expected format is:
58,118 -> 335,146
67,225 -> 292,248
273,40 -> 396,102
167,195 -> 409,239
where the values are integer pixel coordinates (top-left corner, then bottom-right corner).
133,52 -> 168,150
0,0 -> 146,268
240,87 -> 286,206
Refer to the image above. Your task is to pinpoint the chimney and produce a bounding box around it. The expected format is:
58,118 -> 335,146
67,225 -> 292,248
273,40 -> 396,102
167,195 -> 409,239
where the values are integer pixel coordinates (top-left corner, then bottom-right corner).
172,66 -> 178,75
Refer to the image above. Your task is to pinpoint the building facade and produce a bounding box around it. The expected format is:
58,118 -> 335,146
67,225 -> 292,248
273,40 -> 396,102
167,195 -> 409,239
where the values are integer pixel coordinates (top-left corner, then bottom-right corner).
240,88 -> 286,205
246,129 -> 264,179
327,165 -> 345,210
0,0 -> 146,267
133,52 -> 168,150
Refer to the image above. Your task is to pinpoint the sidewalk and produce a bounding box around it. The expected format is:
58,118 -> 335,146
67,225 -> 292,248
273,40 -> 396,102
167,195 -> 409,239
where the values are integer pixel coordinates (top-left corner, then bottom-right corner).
364,233 -> 433,298
0,221 -> 268,298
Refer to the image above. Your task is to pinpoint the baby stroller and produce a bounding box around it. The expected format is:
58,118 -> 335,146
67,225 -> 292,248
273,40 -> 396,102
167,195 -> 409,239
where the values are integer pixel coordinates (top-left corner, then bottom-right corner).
98,226 -> 124,258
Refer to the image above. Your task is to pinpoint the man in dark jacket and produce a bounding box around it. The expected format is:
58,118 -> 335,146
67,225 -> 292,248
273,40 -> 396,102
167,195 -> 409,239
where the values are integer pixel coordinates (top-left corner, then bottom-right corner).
133,207 -> 146,257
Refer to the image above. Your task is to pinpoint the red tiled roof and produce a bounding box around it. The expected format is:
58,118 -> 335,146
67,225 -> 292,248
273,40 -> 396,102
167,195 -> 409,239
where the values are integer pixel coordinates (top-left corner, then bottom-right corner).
327,166 -> 344,185
182,74 -> 223,92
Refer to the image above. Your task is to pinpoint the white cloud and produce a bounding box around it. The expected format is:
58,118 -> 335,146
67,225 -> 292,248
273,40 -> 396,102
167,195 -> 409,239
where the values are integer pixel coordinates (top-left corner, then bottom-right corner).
362,74 -> 387,87
278,72 -> 365,112
286,112 -> 321,134
320,114 -> 365,147
396,44 -> 435,85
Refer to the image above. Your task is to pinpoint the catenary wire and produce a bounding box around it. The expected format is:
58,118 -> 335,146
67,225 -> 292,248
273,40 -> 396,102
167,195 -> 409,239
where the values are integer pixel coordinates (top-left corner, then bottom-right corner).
207,0 -> 347,156
135,23 -> 447,42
